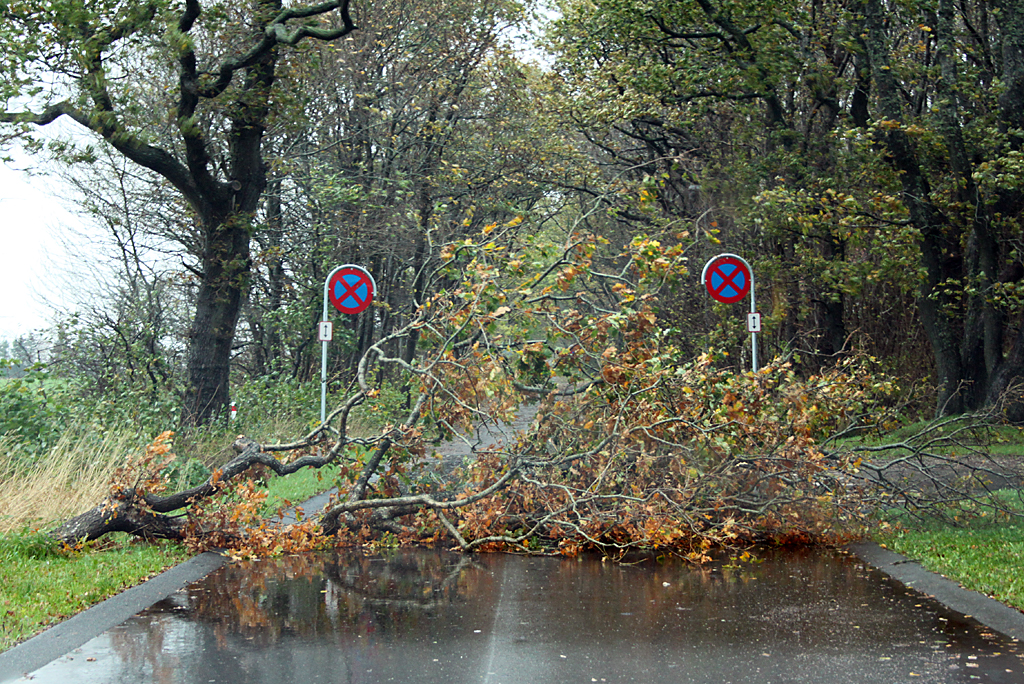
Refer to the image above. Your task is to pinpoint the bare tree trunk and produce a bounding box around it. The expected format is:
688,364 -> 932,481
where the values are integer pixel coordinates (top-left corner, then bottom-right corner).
51,500 -> 187,543
182,213 -> 253,426
985,0 -> 1024,417
863,0 -> 965,415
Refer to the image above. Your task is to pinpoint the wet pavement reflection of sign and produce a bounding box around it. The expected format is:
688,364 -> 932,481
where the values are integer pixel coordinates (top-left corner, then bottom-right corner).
17,548 -> 1024,683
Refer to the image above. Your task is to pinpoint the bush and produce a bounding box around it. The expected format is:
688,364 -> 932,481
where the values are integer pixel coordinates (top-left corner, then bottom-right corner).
0,361 -> 67,454
163,456 -> 212,490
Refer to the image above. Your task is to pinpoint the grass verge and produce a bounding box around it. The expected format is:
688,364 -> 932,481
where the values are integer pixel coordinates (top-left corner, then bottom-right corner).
262,463 -> 340,517
0,533 -> 191,652
875,502 -> 1024,612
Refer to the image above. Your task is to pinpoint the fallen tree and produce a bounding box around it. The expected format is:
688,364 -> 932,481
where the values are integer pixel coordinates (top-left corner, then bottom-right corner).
49,223 -> 1024,558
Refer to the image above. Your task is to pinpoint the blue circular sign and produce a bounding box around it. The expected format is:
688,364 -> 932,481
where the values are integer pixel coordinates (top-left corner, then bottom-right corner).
705,256 -> 751,303
328,266 -> 376,314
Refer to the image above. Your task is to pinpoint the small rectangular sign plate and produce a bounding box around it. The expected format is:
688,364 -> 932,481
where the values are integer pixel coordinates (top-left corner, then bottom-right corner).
318,321 -> 333,342
747,312 -> 762,333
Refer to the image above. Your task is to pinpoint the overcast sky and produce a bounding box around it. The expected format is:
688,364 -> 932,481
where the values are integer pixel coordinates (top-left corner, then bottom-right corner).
0,152 -> 82,342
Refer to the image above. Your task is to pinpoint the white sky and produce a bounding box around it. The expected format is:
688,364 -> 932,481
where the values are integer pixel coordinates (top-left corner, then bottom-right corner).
0,151 -> 83,343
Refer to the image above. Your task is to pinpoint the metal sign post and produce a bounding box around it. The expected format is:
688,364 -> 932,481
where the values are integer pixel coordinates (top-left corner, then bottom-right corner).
701,253 -> 759,373
321,264 -> 376,424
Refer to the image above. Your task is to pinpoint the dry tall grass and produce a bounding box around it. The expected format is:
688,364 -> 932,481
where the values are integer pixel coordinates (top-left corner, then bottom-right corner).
0,429 -> 137,534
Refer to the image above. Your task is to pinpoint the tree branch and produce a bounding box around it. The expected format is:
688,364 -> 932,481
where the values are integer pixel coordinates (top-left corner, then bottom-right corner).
197,0 -> 356,99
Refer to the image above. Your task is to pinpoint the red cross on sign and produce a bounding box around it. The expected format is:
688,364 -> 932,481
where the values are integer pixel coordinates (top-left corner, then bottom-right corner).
704,256 -> 751,303
328,265 -> 376,314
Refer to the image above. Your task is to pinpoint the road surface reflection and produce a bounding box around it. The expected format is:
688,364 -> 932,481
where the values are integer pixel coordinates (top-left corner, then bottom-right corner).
20,547 -> 1024,683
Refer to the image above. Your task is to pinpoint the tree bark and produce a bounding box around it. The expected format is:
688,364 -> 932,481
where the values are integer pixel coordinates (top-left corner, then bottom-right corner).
182,214 -> 255,425
863,0 -> 965,415
49,436 -> 341,545
50,499 -> 188,544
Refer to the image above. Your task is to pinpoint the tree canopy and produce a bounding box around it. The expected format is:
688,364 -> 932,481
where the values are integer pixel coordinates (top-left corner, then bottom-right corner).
544,0 -> 1024,417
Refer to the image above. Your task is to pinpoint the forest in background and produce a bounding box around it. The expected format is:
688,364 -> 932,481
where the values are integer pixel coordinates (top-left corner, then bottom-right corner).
0,0 -> 1023,555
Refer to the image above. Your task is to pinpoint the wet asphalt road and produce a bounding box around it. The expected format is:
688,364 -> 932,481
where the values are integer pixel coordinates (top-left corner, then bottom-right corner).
5,547 -> 1024,684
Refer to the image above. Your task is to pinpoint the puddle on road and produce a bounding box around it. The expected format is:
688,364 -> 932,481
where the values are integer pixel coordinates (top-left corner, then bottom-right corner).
20,547 -> 1024,683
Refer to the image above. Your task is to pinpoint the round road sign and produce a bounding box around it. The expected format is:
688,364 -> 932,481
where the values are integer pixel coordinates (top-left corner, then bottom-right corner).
328,265 -> 376,314
704,256 -> 751,303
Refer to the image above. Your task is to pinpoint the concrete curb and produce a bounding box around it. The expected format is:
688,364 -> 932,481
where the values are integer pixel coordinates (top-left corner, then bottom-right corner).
0,550 -> 227,683
846,540 -> 1024,642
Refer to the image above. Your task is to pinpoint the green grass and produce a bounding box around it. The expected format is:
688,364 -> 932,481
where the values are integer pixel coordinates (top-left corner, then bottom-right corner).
837,416 -> 1024,458
875,498 -> 1024,612
262,463 -> 341,517
0,532 -> 191,652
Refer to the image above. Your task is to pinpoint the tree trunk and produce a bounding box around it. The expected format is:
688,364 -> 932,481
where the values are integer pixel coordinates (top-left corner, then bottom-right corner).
863,0 -> 965,415
932,0 -> 1000,411
983,0 -> 1024,416
815,235 -> 847,358
180,32 -> 275,426
250,179 -> 286,377
987,323 -> 1024,422
181,213 -> 255,426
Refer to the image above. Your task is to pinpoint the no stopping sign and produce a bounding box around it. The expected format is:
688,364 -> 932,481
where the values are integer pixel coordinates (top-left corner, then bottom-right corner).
327,265 -> 376,314
703,255 -> 751,304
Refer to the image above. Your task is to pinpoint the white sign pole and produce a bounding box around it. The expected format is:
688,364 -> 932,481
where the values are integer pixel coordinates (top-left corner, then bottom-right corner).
320,264 -> 378,425
750,279 -> 758,373
739,254 -> 758,373
320,265 -> 345,425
